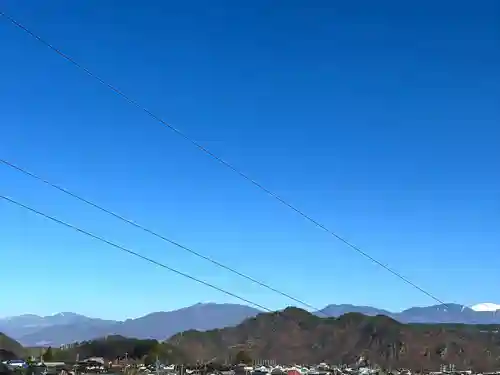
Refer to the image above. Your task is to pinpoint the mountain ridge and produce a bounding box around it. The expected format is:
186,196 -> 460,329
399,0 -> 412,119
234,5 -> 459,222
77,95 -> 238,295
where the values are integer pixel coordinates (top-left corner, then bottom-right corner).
471,302 -> 500,312
318,303 -> 500,323
168,307 -> 500,371
4,302 -> 500,347
1,303 -> 260,347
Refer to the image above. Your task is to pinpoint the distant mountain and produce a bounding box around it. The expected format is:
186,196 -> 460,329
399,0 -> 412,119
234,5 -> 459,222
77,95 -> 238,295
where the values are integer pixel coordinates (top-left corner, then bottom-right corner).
397,303 -> 478,323
116,303 -> 261,340
471,302 -> 500,311
7,303 -> 260,346
0,312 -> 88,327
0,313 -> 116,344
318,303 -> 500,324
319,304 -> 391,317
6,302 -> 500,346
16,319 -> 121,347
169,307 -> 500,371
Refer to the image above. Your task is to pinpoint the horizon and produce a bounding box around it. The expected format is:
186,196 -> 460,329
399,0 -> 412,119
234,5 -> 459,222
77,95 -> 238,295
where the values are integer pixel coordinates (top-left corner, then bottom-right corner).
1,0 -> 499,320
1,301 -> 499,321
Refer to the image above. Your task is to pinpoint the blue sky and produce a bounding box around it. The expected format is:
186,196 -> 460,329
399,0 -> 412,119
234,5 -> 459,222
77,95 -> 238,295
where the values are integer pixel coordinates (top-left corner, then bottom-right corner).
1,0 -> 499,320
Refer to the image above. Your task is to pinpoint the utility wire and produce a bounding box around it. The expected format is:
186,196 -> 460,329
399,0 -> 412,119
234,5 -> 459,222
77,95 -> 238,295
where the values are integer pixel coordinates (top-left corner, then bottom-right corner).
0,194 -> 315,334
0,158 -> 324,314
0,194 -> 274,313
0,10 -> 446,306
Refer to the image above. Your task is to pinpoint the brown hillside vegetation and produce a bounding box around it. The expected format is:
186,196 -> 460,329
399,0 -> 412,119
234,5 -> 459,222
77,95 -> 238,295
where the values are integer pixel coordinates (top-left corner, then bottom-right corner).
168,308 -> 500,371
0,332 -> 25,361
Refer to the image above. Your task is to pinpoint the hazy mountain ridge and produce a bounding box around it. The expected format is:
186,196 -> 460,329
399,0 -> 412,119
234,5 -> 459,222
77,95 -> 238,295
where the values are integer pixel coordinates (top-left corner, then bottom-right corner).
318,303 -> 500,324
4,302 -> 500,347
2,303 -> 260,346
0,313 -> 117,344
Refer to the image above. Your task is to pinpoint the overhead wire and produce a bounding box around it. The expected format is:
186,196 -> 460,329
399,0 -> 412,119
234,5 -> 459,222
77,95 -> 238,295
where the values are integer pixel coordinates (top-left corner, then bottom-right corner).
0,193 -> 317,341
0,194 -> 273,313
0,10 -> 447,306
0,158 -> 325,314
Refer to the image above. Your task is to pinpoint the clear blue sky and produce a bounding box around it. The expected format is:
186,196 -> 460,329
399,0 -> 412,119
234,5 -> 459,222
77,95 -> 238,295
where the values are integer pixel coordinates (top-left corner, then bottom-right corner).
1,0 -> 498,320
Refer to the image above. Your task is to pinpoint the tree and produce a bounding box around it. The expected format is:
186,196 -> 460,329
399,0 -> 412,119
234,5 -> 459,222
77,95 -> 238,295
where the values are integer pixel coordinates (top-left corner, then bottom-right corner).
42,347 -> 53,362
234,350 -> 252,365
146,353 -> 161,367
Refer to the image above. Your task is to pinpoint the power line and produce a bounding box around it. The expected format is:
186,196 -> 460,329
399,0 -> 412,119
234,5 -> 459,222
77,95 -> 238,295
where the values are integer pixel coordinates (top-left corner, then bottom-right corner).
0,193 -> 318,338
0,194 -> 274,313
0,158 -> 324,313
0,10 -> 446,306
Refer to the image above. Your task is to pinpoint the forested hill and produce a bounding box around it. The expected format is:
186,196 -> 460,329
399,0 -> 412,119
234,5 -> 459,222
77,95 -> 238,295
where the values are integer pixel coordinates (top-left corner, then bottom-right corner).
0,333 -> 25,361
51,335 -> 187,364
168,308 -> 500,371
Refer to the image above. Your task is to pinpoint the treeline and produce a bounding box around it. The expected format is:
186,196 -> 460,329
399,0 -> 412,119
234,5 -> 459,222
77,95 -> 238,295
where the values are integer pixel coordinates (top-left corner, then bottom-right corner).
48,336 -> 188,364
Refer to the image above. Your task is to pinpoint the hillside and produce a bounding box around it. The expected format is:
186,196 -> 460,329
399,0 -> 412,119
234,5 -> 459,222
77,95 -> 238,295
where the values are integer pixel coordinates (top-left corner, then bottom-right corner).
0,333 -> 188,364
52,335 -> 188,364
0,333 -> 25,360
168,308 -> 500,371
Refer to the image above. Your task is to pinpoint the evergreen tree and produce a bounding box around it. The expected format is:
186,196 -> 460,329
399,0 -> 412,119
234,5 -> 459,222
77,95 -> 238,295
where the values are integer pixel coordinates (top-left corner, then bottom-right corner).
42,347 -> 53,362
234,350 -> 252,365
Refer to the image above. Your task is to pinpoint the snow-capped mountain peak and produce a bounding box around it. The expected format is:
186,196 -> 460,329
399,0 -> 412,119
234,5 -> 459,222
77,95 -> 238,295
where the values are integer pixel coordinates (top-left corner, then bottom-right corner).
471,303 -> 500,312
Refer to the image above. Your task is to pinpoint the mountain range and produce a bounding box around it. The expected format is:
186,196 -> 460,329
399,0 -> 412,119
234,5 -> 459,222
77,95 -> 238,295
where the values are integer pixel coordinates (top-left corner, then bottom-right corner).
4,309 -> 500,371
319,302 -> 500,324
0,303 -> 259,347
2,302 -> 500,347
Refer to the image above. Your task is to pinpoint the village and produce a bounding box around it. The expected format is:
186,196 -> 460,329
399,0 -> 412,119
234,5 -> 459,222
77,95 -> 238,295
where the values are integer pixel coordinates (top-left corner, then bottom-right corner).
3,358 -> 500,375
